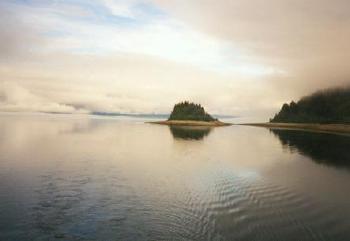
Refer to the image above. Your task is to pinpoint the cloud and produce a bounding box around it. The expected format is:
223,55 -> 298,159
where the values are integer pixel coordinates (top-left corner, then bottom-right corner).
101,0 -> 141,18
0,5 -> 46,60
154,0 -> 350,93
1,0 -> 349,119
0,49 -> 278,117
1,0 -> 277,75
0,81 -> 78,113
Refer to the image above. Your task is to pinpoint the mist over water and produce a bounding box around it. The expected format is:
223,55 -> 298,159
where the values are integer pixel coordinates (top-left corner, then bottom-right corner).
0,114 -> 349,241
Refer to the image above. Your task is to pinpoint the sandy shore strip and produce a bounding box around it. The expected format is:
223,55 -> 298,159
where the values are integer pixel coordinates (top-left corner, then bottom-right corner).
147,120 -> 232,127
241,122 -> 350,134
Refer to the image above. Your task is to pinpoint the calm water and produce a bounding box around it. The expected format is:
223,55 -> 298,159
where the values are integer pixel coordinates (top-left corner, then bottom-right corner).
0,114 -> 350,241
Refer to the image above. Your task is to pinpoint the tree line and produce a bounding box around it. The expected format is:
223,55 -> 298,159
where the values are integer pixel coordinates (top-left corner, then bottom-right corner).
271,87 -> 350,123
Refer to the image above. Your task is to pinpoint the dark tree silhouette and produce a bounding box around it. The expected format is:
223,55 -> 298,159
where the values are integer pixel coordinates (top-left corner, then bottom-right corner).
271,87 -> 350,124
168,101 -> 217,122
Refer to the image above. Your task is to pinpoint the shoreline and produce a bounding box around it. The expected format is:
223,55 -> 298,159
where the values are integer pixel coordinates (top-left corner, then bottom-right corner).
241,122 -> 350,135
147,120 -> 232,127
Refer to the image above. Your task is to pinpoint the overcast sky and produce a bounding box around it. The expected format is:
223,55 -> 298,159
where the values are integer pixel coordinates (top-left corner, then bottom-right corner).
1,0 -> 349,119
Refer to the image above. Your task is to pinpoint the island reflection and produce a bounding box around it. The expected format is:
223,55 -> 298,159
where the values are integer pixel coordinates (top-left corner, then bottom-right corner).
271,129 -> 350,168
169,126 -> 212,140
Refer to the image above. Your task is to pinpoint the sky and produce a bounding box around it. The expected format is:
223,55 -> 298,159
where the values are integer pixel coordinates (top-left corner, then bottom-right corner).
0,0 -> 349,120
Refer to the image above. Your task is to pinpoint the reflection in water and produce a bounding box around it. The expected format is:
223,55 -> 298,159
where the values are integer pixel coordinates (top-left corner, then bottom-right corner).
169,126 -> 212,140
1,114 -> 350,241
271,129 -> 350,168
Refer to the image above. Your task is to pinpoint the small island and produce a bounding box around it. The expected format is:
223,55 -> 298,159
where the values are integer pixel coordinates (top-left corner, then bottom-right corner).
149,101 -> 231,126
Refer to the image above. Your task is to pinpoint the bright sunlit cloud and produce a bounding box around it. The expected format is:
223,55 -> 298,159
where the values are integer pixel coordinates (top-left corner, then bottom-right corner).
5,0 -> 276,75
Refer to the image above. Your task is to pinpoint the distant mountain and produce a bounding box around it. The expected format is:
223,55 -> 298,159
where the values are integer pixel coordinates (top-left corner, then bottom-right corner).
91,112 -> 169,119
271,87 -> 350,124
91,109 -> 236,120
168,101 -> 217,122
213,114 -> 238,119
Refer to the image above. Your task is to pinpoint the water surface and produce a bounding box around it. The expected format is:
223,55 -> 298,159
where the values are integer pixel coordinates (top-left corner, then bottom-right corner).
0,114 -> 349,241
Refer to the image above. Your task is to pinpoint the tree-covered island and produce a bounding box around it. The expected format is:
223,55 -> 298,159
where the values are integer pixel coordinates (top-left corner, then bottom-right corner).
168,101 -> 217,122
149,101 -> 231,126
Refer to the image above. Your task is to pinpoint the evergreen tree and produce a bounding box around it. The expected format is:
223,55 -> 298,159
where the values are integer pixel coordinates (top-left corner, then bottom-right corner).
168,101 -> 217,122
271,87 -> 350,123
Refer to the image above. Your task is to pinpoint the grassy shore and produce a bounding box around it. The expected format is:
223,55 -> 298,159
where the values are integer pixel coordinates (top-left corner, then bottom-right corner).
148,120 -> 231,127
242,122 -> 350,134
